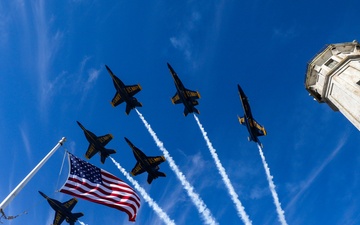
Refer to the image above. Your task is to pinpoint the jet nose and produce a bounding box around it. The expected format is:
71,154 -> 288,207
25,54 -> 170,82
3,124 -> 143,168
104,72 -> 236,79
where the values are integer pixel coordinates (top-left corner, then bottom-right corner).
237,84 -> 242,91
105,65 -> 114,76
237,84 -> 245,95
167,63 -> 175,74
124,137 -> 134,147
76,121 -> 85,130
38,191 -> 47,199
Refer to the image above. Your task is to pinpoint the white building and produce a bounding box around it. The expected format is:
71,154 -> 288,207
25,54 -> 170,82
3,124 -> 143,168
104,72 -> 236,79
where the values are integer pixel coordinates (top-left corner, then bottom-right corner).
305,40 -> 360,130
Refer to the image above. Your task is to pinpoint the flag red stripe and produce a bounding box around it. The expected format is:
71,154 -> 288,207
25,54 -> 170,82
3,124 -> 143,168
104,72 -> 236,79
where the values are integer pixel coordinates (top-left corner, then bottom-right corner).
62,181 -> 140,210
60,189 -> 136,222
66,176 -> 140,205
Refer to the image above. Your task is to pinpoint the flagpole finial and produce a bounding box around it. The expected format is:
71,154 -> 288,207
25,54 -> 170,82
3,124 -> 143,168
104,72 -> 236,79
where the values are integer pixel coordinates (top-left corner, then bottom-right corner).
59,137 -> 66,146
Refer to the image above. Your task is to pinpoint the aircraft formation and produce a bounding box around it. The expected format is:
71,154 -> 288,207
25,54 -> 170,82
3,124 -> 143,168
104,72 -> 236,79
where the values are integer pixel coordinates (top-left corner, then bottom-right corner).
40,63 -> 267,225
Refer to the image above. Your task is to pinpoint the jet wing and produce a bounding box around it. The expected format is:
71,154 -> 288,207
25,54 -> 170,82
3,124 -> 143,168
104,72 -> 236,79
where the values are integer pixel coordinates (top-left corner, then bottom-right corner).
185,89 -> 200,100
111,92 -> 125,107
97,134 -> 113,146
125,84 -> 142,97
53,211 -> 65,225
62,198 -> 78,211
253,120 -> 267,136
131,162 -> 146,176
147,156 -> 166,167
171,93 -> 182,104
85,144 -> 99,160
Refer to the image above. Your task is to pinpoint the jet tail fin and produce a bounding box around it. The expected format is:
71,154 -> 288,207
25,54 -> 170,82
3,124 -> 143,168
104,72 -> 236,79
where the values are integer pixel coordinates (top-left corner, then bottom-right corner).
193,107 -> 200,115
184,107 -> 200,116
147,171 -> 166,184
100,149 -> 116,164
107,149 -> 116,155
147,175 -> 154,184
125,101 -> 142,115
184,107 -> 189,116
126,104 -> 132,115
156,171 -> 166,177
73,212 -> 84,219
135,101 -> 142,107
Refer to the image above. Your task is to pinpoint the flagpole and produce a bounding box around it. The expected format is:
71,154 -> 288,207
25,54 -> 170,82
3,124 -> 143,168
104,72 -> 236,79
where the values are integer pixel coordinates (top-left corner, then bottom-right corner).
0,137 -> 66,211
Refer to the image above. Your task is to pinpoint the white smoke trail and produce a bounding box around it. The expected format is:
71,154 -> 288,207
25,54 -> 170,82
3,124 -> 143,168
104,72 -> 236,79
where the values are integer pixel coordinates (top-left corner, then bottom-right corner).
193,114 -> 252,225
78,220 -> 88,225
135,109 -> 218,225
257,144 -> 287,225
110,157 -> 176,225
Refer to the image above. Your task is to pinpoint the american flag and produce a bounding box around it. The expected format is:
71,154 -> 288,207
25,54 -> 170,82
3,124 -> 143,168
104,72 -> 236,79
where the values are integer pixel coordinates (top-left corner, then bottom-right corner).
60,153 -> 141,222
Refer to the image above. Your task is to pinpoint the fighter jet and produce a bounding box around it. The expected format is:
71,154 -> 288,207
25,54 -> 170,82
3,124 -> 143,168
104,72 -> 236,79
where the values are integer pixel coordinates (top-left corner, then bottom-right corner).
124,137 -> 166,184
105,65 -> 142,115
77,121 -> 116,164
237,84 -> 267,148
38,191 -> 83,225
167,63 -> 201,116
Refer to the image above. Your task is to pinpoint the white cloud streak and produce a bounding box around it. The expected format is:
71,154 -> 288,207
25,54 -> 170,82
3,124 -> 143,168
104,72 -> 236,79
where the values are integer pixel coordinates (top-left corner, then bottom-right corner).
285,133 -> 349,211
32,0 -> 63,113
257,144 -> 288,225
193,114 -> 252,225
110,157 -> 176,225
170,10 -> 201,61
0,4 -> 9,47
136,109 -> 218,225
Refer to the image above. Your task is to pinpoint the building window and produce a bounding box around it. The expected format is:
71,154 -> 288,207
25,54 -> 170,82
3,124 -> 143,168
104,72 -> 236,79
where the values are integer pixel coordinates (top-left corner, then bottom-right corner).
325,58 -> 338,68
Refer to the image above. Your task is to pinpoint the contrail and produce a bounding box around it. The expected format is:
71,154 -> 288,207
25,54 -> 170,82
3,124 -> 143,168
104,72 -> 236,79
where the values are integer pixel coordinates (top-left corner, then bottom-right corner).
193,114 -> 252,225
257,144 -> 287,225
110,157 -> 176,225
135,109 -> 218,225
78,220 -> 88,225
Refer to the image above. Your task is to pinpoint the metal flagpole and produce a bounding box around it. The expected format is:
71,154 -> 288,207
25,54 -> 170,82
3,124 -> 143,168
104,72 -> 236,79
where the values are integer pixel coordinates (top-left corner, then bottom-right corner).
0,137 -> 66,211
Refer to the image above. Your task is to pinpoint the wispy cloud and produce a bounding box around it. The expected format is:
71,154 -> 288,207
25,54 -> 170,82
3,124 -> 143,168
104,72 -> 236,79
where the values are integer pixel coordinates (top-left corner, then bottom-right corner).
19,125 -> 32,162
81,65 -> 100,101
249,185 -> 269,199
170,11 -> 201,61
0,3 -> 9,47
272,26 -> 297,39
31,0 -> 63,114
41,56 -> 100,109
285,132 -> 349,211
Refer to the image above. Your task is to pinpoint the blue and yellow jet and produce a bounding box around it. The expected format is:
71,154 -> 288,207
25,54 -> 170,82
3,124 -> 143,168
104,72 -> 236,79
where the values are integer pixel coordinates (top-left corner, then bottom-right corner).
39,191 -> 83,225
77,121 -> 116,164
105,65 -> 142,115
237,84 -> 267,148
167,63 -> 201,116
124,137 -> 166,184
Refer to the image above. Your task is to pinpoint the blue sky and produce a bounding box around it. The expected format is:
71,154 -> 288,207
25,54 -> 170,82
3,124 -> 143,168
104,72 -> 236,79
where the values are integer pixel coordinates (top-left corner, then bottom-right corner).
1,0 -> 360,224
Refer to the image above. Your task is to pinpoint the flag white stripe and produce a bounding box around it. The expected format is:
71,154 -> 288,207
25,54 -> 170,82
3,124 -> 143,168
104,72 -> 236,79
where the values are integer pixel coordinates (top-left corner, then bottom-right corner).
62,178 -> 140,206
61,186 -> 137,216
